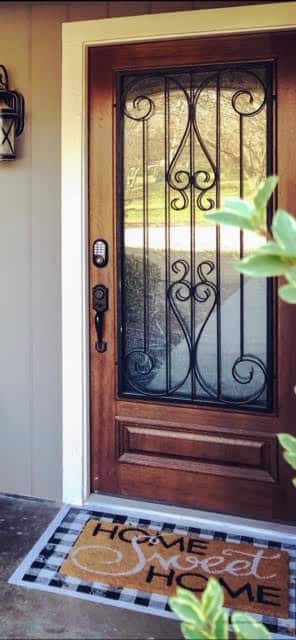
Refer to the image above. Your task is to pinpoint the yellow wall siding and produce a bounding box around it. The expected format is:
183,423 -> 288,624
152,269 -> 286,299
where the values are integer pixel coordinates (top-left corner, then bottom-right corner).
0,3 -> 32,496
30,2 -> 67,500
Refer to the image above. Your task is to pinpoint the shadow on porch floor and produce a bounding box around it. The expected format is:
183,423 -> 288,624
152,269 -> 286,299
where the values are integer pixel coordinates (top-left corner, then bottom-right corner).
0,494 -> 181,639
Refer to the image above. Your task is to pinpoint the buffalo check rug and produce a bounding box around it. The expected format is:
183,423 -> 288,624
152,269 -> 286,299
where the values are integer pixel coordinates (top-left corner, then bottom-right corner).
9,504 -> 296,638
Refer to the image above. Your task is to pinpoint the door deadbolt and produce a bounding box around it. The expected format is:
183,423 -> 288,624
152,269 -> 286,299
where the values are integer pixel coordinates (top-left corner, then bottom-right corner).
93,239 -> 108,268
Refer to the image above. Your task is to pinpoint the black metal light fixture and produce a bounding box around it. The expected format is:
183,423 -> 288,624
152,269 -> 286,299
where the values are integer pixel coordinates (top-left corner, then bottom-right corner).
0,65 -> 24,160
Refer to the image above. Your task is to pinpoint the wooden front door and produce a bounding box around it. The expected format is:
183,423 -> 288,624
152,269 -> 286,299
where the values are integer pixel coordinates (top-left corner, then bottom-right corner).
89,31 -> 296,523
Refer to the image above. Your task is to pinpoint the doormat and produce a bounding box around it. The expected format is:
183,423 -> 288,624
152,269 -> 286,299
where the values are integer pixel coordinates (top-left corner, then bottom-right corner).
9,505 -> 296,638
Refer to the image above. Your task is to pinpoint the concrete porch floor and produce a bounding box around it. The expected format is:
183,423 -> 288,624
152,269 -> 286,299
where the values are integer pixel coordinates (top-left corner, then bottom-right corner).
0,494 -> 181,639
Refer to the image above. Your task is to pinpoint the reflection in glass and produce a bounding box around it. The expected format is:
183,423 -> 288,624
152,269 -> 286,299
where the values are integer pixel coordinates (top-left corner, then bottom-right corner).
118,64 -> 274,409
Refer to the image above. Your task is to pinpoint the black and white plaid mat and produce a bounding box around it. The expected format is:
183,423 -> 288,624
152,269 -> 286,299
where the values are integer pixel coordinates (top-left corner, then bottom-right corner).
9,504 -> 296,638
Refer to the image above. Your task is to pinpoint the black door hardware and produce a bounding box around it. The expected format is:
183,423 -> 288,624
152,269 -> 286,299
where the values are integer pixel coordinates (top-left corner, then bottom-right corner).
93,284 -> 108,352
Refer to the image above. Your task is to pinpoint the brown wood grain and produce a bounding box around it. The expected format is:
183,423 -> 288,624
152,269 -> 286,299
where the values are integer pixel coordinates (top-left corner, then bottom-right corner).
117,418 -> 277,481
89,31 -> 296,523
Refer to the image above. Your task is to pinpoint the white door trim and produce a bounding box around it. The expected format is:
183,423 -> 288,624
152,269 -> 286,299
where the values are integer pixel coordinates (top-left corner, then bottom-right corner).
61,2 -> 296,505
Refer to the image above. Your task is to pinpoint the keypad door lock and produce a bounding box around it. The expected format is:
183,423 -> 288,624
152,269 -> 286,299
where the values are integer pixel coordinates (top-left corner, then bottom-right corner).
93,239 -> 108,268
92,285 -> 108,352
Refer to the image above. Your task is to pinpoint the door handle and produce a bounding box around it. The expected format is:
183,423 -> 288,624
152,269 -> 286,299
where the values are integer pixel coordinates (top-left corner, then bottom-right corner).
92,285 -> 109,353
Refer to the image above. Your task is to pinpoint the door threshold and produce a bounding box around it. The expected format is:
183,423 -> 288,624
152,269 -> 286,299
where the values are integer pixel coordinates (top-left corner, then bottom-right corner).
86,493 -> 296,543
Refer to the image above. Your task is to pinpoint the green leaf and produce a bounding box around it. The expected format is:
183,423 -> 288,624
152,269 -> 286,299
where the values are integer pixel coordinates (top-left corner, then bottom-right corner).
237,254 -> 290,277
213,610 -> 229,640
175,587 -> 201,606
256,241 -> 287,256
278,434 -> 296,481
223,197 -> 254,217
181,622 -> 210,640
279,283 -> 296,303
253,175 -> 278,214
169,589 -> 206,626
173,587 -> 204,613
232,612 -> 271,640
169,598 -> 205,626
272,209 -> 296,256
202,577 -> 224,618
284,451 -> 296,471
278,433 -> 296,454
287,267 -> 296,285
205,211 -> 254,231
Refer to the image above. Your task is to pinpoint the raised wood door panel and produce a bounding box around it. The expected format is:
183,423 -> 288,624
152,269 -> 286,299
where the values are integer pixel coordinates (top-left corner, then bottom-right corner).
89,32 -> 296,523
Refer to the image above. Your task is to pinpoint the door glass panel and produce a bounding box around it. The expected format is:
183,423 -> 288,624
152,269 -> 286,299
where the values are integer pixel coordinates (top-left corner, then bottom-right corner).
117,63 -> 274,409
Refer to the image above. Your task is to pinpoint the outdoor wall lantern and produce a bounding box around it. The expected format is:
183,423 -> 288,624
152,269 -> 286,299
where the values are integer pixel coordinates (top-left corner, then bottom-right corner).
0,65 -> 25,160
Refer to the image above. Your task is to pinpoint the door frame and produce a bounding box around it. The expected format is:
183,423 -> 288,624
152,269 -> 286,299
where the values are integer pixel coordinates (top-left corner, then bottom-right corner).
61,1 -> 296,506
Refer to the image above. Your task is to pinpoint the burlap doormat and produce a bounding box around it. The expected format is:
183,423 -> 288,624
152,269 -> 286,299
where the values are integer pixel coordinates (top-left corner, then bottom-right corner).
9,505 -> 296,638
60,518 -> 289,618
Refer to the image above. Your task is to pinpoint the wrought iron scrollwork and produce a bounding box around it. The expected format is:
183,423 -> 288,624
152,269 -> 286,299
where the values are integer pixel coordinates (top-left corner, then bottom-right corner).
231,72 -> 267,117
124,259 -> 268,404
119,62 -> 273,409
123,94 -> 154,121
166,74 -> 217,213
